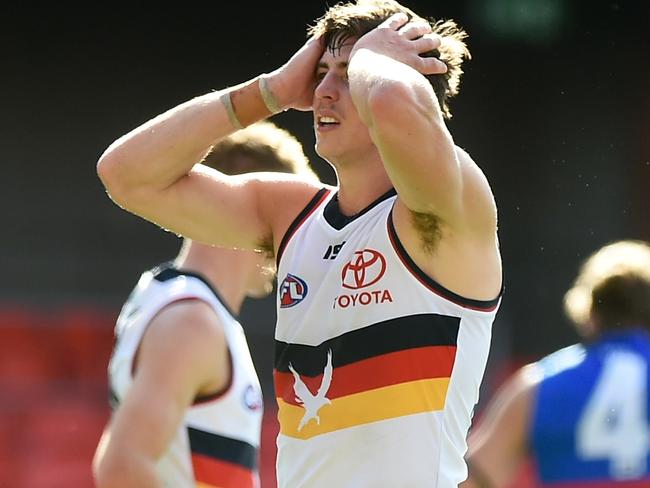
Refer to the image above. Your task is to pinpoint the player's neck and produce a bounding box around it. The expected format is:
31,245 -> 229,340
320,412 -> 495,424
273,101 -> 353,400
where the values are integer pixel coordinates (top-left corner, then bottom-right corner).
335,163 -> 393,216
174,242 -> 249,314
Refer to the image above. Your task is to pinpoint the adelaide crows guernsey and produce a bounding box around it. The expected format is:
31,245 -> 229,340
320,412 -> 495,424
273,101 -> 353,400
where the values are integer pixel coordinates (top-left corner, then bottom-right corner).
109,264 -> 263,488
531,329 -> 650,487
274,188 -> 502,488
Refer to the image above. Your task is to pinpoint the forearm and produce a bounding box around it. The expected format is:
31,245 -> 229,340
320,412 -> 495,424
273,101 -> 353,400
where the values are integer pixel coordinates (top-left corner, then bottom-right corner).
94,433 -> 162,488
349,48 -> 459,214
348,47 -> 441,125
94,452 -> 161,488
97,76 -> 279,205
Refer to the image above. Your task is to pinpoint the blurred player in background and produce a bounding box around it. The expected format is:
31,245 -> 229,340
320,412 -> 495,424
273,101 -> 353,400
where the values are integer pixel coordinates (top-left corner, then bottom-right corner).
462,240 -> 650,488
95,0 -> 502,484
93,122 -> 317,488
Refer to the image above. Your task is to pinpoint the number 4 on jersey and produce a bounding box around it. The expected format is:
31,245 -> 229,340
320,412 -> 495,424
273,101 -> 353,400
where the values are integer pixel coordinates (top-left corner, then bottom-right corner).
577,351 -> 650,479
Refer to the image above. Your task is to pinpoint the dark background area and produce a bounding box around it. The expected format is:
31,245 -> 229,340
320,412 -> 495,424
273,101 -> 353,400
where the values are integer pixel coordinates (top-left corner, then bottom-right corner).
0,2 -> 648,482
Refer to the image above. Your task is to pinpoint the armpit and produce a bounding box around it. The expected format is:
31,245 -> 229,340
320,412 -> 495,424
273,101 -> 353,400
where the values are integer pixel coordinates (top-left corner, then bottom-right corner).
257,233 -> 275,260
410,210 -> 443,254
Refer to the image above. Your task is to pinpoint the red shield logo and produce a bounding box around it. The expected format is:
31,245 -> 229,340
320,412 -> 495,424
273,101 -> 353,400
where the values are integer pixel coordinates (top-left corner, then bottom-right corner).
279,274 -> 308,308
341,249 -> 386,289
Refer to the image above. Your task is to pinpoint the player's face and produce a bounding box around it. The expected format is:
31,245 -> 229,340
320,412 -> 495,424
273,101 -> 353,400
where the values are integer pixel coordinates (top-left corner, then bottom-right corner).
312,40 -> 375,165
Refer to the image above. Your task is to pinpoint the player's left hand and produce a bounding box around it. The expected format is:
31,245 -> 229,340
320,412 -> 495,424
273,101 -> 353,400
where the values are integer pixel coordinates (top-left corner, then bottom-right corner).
266,36 -> 325,112
350,12 -> 448,75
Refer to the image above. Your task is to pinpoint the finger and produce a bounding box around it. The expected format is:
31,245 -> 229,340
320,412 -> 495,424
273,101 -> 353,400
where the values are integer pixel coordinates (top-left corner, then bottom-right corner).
399,21 -> 432,40
412,34 -> 442,53
306,35 -> 326,53
417,56 -> 448,75
379,12 -> 409,30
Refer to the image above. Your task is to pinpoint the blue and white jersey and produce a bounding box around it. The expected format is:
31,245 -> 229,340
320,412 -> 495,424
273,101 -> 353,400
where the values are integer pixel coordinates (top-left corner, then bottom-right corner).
531,329 -> 650,487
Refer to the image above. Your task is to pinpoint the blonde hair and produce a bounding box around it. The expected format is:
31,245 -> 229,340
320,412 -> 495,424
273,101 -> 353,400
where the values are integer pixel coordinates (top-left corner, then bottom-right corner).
564,240 -> 650,332
308,0 -> 470,119
203,121 -> 318,180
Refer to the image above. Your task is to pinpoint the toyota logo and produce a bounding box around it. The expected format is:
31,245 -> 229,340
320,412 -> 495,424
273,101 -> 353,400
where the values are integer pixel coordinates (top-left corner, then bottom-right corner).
341,249 -> 387,289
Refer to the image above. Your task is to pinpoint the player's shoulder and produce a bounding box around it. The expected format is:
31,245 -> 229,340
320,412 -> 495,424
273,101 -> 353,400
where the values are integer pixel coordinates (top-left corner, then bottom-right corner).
502,363 -> 544,403
132,299 -> 229,400
489,349 -> 584,410
143,299 -> 227,361
252,174 -> 334,244
254,172 -> 332,198
248,172 -> 330,211
534,343 -> 587,380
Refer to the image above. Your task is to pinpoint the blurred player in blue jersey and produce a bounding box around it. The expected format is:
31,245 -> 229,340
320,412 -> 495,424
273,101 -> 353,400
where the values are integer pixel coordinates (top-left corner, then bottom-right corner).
462,239 -> 650,488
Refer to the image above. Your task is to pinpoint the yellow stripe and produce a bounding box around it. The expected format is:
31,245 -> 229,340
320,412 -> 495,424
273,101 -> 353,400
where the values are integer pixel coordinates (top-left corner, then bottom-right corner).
278,377 -> 449,440
196,483 -> 221,488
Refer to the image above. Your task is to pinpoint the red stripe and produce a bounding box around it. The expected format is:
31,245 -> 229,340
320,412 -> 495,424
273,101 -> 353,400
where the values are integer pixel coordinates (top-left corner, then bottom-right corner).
191,453 -> 256,488
274,345 -> 456,406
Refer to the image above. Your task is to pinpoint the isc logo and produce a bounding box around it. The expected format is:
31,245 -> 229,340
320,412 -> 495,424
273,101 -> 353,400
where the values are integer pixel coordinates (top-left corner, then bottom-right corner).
279,274 -> 308,308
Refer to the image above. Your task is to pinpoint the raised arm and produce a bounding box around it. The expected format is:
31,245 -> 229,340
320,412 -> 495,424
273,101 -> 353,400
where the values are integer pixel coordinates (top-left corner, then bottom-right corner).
97,37 -> 325,252
348,13 -> 496,236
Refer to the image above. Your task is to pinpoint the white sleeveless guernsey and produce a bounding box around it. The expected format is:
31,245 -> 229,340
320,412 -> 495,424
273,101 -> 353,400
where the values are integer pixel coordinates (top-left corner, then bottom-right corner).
109,265 -> 263,488
274,189 -> 501,488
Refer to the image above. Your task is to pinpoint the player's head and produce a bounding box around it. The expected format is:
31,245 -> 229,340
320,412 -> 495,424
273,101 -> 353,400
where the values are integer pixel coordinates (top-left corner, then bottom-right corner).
564,240 -> 650,338
202,121 -> 317,179
200,122 -> 318,296
308,0 -> 470,119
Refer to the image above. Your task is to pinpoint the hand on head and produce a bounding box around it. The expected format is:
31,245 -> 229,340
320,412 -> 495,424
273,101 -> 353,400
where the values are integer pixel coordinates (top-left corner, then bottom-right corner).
266,36 -> 325,112
267,12 -> 449,115
352,13 -> 448,75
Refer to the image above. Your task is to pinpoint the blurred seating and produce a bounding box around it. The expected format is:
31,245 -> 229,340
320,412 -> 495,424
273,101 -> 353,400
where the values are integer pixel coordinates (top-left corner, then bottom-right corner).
0,307 -> 114,487
0,307 -> 285,488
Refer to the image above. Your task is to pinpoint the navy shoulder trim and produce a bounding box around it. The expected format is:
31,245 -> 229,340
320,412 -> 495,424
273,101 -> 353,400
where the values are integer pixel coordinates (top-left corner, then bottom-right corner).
387,211 -> 502,312
276,188 -> 330,267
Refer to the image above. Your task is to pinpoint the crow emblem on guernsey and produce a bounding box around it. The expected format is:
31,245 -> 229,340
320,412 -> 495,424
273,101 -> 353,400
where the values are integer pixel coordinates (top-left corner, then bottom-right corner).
288,350 -> 333,431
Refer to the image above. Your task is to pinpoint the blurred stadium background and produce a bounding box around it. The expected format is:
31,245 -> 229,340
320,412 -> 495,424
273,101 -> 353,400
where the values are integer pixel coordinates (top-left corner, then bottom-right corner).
1,1 -> 648,486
